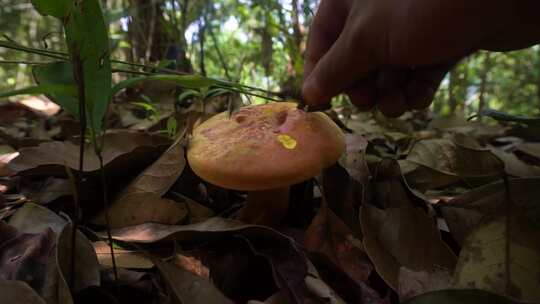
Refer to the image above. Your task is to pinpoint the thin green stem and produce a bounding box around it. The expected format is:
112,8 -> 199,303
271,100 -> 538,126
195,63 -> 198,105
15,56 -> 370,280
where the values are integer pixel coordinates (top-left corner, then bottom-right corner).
0,40 -> 290,102
97,153 -> 119,283
0,60 -> 50,65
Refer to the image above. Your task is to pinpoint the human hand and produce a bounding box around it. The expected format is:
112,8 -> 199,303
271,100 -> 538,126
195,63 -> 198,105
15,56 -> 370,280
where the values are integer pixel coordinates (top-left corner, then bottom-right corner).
302,0 -> 534,117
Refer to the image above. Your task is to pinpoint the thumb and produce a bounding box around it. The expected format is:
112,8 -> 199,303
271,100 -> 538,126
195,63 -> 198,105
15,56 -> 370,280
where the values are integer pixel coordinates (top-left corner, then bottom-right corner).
302,23 -> 375,108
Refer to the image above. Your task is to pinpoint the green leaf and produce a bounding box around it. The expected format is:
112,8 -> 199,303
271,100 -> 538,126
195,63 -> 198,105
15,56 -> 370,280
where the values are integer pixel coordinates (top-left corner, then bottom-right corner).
63,0 -> 112,141
177,89 -> 202,104
31,0 -> 70,18
166,116 -> 177,138
32,61 -> 80,117
111,74 -> 217,98
478,109 -> 540,125
404,289 -> 519,304
0,84 -> 77,100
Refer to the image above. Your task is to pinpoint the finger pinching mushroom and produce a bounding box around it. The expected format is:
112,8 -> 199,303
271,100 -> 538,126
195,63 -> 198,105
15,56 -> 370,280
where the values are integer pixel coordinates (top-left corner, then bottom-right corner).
187,102 -> 345,225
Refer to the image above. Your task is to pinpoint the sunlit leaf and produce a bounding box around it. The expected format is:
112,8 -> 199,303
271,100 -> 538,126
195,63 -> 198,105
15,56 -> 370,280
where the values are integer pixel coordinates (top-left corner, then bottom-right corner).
111,74 -> 218,98
63,0 -> 112,140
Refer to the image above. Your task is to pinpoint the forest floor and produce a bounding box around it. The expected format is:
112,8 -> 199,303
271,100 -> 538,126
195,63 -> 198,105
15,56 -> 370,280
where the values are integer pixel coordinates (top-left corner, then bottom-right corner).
1,95 -> 539,304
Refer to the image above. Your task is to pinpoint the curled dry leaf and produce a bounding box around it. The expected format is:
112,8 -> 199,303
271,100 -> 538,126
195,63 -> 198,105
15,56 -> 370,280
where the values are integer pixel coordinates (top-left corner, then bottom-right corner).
439,178 -> 540,245
403,138 -> 504,191
97,139 -> 187,228
0,279 -> 47,304
8,130 -> 170,174
360,204 -> 457,291
454,210 -> 540,303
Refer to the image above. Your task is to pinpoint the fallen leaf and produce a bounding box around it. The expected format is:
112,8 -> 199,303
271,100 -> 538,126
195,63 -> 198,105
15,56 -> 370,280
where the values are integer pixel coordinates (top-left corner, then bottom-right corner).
174,253 -> 210,279
0,279 -> 47,304
0,222 -> 56,295
20,177 -> 73,204
407,138 -> 503,177
454,210 -> 540,302
404,289 -> 520,304
93,241 -> 153,269
516,142 -> 540,164
101,139 -> 187,227
155,259 -> 234,304
360,204 -> 457,290
373,159 -> 427,209
404,138 -> 504,190
439,178 -> 540,245
340,133 -> 370,184
398,267 -> 453,302
8,130 -> 170,174
0,145 -> 18,176
8,203 -> 100,302
304,205 -> 373,285
56,221 -> 101,294
489,148 -> 540,177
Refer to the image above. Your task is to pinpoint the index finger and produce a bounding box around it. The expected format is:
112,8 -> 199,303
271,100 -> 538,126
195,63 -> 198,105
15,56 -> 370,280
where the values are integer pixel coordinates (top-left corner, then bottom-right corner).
303,0 -> 350,79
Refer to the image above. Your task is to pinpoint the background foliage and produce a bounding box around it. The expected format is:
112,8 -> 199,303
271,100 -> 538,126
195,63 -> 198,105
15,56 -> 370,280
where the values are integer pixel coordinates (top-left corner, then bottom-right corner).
1,0 -> 539,117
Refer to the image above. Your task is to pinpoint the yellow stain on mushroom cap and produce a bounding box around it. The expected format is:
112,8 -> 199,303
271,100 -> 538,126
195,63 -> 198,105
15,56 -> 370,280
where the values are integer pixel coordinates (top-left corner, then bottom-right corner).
277,134 -> 297,149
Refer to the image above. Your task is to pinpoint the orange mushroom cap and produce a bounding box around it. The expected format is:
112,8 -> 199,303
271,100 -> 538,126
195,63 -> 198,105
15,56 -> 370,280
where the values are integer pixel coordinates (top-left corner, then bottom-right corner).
187,102 -> 346,191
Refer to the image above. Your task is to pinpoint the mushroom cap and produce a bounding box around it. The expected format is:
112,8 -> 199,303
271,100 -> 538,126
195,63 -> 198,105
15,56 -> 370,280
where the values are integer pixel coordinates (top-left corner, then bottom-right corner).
187,102 -> 345,191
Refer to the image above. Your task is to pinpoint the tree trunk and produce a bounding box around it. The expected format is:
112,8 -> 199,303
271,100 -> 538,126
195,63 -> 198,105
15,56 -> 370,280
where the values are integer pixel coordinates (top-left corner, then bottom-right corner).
537,47 -> 540,112
477,52 -> 492,119
448,68 -> 458,115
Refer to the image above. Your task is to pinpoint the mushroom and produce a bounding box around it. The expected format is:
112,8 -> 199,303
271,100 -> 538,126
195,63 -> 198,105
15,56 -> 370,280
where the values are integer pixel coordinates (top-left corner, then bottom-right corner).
187,102 -> 345,225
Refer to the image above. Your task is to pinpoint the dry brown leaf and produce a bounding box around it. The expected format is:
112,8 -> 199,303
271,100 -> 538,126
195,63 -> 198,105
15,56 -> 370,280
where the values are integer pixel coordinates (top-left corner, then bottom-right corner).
304,205 -> 373,287
407,138 -> 504,178
0,279 -> 47,304
8,130 -> 170,174
398,267 -> 453,302
0,145 -> 18,177
340,133 -> 370,184
102,139 -> 187,228
174,253 -> 210,279
373,159 -> 427,209
404,138 -> 504,190
454,210 -> 540,302
439,178 -> 540,245
155,259 -> 234,304
93,241 -> 153,269
8,203 -> 100,302
489,148 -> 540,177
360,204 -> 457,290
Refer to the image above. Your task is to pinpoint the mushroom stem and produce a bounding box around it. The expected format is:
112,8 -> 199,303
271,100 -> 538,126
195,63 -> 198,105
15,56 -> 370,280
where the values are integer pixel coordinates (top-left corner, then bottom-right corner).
237,186 -> 290,226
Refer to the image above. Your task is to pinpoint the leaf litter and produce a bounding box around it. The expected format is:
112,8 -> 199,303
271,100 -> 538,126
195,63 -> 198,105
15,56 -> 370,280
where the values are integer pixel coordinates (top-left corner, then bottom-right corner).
1,101 -> 540,304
